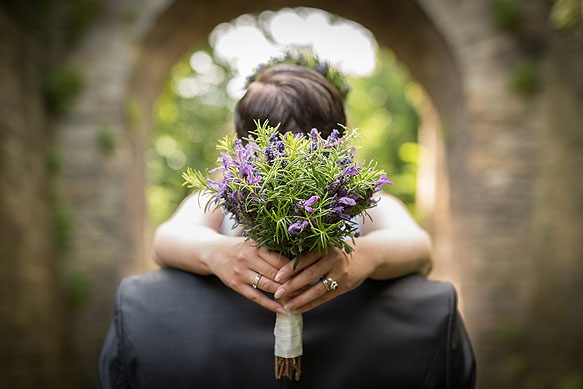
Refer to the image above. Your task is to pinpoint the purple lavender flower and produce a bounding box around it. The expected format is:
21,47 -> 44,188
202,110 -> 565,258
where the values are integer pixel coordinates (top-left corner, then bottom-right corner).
241,161 -> 261,185
309,128 -> 321,141
288,219 -> 309,236
232,190 -> 240,202
328,129 -> 340,142
206,178 -> 227,204
337,196 -> 356,206
331,205 -> 351,220
342,165 -> 359,176
310,141 -> 319,153
375,174 -> 393,192
221,139 -> 262,186
304,195 -> 319,212
315,63 -> 329,76
296,195 -> 319,213
265,147 -> 276,164
264,133 -> 288,166
275,140 -> 285,153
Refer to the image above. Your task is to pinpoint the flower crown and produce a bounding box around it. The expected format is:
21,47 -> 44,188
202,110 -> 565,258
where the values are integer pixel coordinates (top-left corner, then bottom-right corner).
245,49 -> 351,99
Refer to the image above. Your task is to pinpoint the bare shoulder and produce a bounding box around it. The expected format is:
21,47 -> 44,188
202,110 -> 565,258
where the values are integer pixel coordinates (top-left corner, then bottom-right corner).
360,192 -> 420,233
170,193 -> 224,230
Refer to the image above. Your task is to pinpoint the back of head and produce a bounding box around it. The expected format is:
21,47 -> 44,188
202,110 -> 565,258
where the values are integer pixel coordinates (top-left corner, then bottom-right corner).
234,62 -> 347,139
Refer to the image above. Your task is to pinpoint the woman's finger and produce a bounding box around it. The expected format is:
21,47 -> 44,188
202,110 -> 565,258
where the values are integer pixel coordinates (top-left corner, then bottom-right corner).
248,269 -> 281,294
282,278 -> 337,313
274,257 -> 332,299
274,251 -> 321,282
258,246 -> 291,270
239,285 -> 285,314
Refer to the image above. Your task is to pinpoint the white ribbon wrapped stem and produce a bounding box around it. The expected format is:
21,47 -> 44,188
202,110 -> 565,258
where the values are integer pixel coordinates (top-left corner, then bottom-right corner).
274,310 -> 303,358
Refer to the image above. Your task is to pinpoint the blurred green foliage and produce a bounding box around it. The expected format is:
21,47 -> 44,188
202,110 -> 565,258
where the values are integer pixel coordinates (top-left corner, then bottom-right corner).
550,0 -> 583,30
44,64 -> 83,116
148,47 -> 421,226
67,0 -> 99,45
46,149 -> 62,176
509,60 -> 540,96
346,49 -> 421,213
52,191 -> 73,252
148,47 -> 235,226
97,124 -> 117,154
492,0 -> 523,31
66,272 -> 92,311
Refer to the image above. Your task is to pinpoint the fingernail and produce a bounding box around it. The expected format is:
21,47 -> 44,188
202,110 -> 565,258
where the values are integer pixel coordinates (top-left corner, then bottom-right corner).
274,288 -> 284,299
284,302 -> 295,311
275,271 -> 285,282
276,306 -> 285,314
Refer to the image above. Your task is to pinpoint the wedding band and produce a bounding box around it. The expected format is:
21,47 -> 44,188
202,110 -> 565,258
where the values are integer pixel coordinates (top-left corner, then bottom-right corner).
321,277 -> 339,292
252,273 -> 262,289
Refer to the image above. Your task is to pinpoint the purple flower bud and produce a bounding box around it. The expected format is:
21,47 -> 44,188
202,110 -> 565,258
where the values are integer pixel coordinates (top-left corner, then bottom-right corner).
342,165 -> 359,176
315,63 -> 328,76
328,129 -> 340,142
309,128 -> 321,140
304,195 -> 319,210
276,140 -> 285,153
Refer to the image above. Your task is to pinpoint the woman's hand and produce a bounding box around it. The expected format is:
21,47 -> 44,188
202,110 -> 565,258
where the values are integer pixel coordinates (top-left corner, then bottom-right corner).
208,238 -> 290,314
271,245 -> 371,313
267,194 -> 433,313
268,196 -> 433,314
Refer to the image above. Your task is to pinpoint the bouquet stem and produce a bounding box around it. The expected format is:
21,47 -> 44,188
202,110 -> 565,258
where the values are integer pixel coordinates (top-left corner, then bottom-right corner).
275,355 -> 302,381
274,298 -> 303,381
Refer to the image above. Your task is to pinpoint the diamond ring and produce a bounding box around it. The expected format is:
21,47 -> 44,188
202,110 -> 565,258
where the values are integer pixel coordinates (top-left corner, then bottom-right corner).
321,277 -> 339,292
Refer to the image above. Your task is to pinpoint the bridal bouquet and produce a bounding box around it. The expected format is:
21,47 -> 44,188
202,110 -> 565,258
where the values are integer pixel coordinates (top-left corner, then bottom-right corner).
182,120 -> 392,380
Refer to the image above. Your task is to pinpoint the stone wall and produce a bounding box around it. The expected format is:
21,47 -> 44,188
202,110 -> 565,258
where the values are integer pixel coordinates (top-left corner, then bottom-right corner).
0,3 -> 66,387
418,1 -> 583,386
0,0 -> 581,387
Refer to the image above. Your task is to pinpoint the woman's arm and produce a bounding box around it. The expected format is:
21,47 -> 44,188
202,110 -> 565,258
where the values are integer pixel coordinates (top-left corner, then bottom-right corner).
152,193 -> 289,313
355,192 -> 433,279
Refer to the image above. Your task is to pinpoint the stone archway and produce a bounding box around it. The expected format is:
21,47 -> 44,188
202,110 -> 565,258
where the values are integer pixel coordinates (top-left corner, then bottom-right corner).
130,0 -> 463,320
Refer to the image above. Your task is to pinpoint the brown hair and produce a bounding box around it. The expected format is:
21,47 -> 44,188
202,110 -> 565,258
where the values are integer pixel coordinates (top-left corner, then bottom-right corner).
234,64 -> 347,139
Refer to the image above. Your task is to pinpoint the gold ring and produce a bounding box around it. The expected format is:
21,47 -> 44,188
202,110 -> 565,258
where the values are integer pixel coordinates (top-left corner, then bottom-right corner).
321,277 -> 339,292
252,273 -> 262,289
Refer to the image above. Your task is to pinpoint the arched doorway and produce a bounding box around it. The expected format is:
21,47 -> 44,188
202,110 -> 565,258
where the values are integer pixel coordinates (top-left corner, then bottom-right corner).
128,0 -> 465,365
